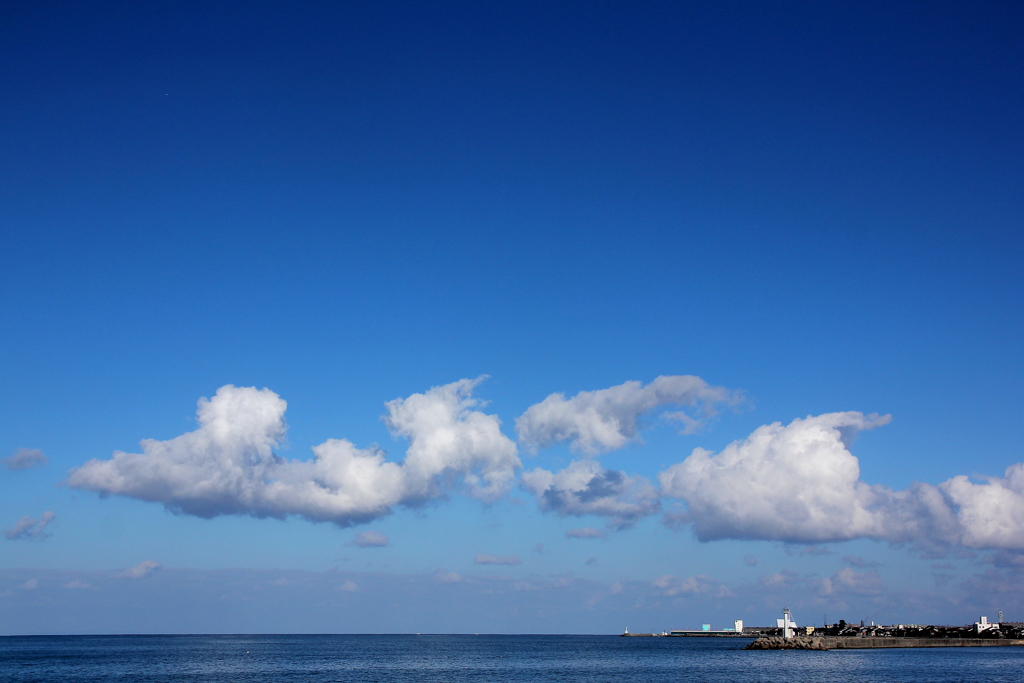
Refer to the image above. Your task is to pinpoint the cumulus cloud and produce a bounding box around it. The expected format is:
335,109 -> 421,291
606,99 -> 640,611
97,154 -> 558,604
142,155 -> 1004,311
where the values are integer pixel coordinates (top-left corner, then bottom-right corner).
120,560 -> 161,579
4,511 -> 55,540
938,467 -> 1024,549
383,377 -> 520,503
69,380 -> 521,527
522,460 -> 660,530
565,527 -> 606,539
474,554 -> 521,565
3,448 -> 47,470
660,411 -> 1024,552
660,412 -> 894,543
352,531 -> 390,547
516,376 -> 741,454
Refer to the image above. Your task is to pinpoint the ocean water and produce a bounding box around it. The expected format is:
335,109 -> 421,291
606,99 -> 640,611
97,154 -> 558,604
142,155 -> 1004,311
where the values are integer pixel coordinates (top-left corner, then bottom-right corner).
2,634 -> 1023,683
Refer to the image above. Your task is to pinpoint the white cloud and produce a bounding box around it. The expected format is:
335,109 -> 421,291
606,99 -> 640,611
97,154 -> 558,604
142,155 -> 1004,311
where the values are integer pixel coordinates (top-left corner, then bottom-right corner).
337,580 -> 359,592
20,578 -> 39,590
516,376 -> 741,454
474,554 -> 521,565
565,527 -> 607,539
938,465 -> 1024,550
3,448 -> 47,470
659,411 -> 1024,552
69,380 -> 521,527
352,531 -> 390,547
660,412 -> 894,543
522,459 -> 660,530
4,511 -> 55,540
383,377 -> 521,503
119,560 -> 161,579
63,580 -> 97,590
69,385 -> 290,518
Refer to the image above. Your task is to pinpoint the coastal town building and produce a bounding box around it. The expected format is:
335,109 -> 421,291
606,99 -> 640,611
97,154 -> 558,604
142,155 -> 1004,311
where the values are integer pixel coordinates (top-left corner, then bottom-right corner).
975,616 -> 1000,634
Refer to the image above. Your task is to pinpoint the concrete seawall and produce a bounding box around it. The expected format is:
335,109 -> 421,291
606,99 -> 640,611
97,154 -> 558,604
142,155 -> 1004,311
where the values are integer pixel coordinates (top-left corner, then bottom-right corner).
748,636 -> 1024,650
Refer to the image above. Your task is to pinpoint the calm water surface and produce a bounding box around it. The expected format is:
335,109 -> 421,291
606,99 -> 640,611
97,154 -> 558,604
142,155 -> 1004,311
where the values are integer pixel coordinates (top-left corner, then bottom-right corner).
2,635 -> 1023,682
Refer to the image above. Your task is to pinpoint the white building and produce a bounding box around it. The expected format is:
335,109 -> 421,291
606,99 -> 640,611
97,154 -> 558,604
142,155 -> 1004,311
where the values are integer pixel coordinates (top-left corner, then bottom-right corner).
975,616 -> 1000,634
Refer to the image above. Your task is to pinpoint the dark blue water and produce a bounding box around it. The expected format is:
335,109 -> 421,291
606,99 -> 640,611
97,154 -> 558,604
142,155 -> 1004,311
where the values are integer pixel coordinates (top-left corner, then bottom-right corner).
2,635 -> 1023,682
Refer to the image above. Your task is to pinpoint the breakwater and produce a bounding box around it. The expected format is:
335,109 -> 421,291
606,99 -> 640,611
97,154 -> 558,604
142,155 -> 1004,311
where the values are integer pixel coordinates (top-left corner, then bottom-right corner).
747,636 -> 1024,650
620,632 -> 753,638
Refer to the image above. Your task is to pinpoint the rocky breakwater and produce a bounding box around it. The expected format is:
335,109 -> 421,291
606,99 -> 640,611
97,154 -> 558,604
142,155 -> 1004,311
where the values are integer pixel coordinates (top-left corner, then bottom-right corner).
748,636 -> 1024,650
746,636 -> 829,650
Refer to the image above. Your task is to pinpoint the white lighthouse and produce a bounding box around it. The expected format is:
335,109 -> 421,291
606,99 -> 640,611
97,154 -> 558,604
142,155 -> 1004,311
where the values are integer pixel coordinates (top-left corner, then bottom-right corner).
776,608 -> 797,639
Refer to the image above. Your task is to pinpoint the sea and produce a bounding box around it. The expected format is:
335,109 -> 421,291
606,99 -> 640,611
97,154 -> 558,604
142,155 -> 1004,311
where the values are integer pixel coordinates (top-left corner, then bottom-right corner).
2,634 -> 1023,683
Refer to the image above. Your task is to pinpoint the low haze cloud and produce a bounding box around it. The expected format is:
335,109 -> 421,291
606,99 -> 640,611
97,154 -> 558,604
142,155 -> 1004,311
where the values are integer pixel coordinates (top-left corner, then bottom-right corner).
565,527 -> 606,539
659,411 -> 1024,552
3,448 -> 47,470
820,567 -> 886,597
842,555 -> 880,568
474,554 -> 521,565
0,564 -> 1015,635
791,545 -> 833,556
516,376 -> 741,454
353,531 -> 390,547
4,511 -> 55,540
522,460 -> 660,530
69,380 -> 521,527
119,560 -> 161,579
653,574 -> 733,598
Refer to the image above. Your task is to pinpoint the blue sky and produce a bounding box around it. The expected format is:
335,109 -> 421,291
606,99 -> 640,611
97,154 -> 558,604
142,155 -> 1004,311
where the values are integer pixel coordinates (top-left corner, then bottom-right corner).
2,1 -> 1023,634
